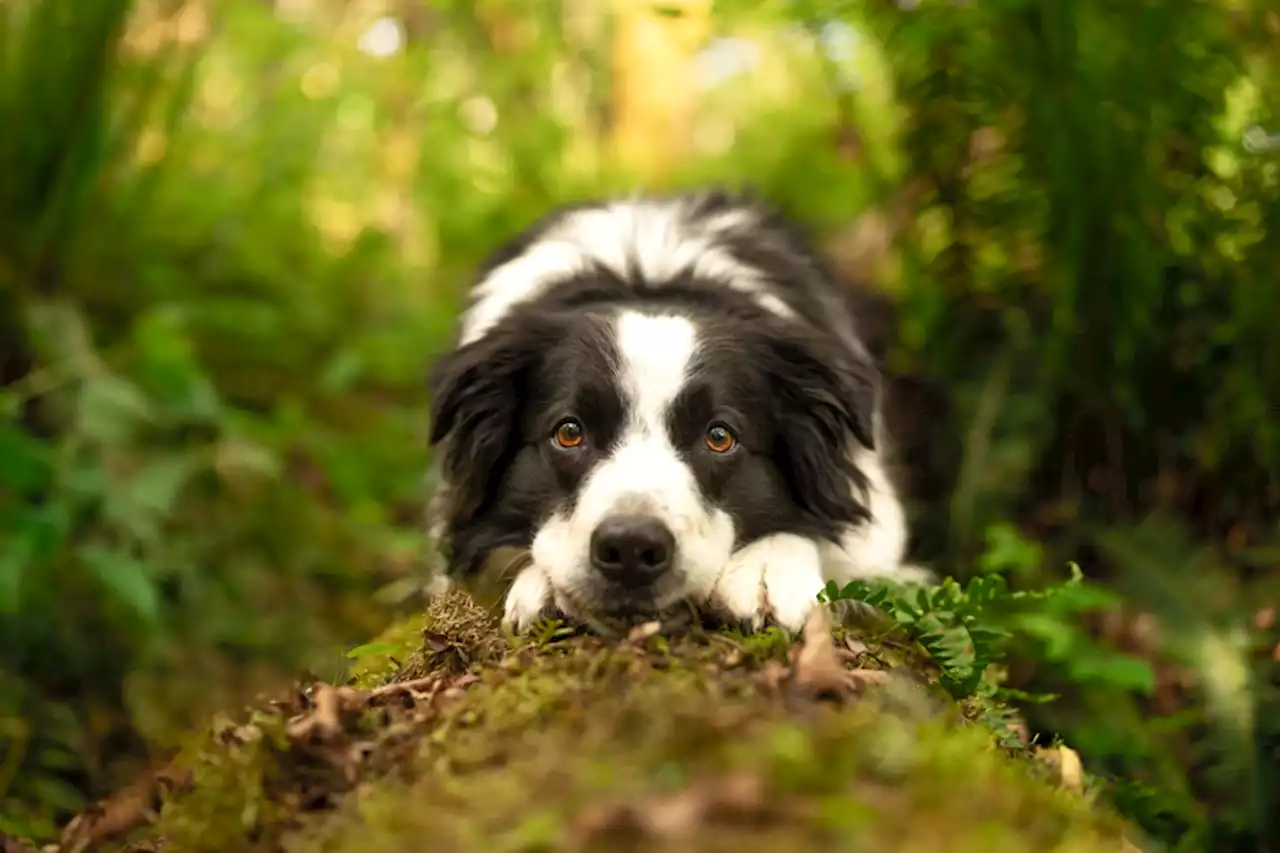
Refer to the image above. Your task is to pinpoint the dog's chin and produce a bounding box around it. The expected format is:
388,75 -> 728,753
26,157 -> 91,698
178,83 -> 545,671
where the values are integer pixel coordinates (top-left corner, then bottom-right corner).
554,579 -> 704,639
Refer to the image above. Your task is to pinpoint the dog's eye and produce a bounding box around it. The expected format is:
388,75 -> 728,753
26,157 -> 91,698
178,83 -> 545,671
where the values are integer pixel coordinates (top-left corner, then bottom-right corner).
704,424 -> 738,454
553,418 -> 586,449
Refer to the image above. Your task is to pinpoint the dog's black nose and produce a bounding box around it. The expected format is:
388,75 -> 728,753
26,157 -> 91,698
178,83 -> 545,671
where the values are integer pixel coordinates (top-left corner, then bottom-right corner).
590,515 -> 675,588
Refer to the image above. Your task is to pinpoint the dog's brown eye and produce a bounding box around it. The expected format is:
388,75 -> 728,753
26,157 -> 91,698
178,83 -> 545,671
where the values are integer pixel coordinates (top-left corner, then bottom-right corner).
704,424 -> 737,453
553,419 -> 585,449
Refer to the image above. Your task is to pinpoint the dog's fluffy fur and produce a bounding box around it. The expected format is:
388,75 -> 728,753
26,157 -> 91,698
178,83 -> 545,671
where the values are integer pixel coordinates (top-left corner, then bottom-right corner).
426,190 -> 930,636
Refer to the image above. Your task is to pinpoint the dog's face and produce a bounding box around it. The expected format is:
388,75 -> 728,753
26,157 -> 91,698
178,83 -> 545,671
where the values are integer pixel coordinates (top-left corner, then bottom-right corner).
428,302 -> 878,632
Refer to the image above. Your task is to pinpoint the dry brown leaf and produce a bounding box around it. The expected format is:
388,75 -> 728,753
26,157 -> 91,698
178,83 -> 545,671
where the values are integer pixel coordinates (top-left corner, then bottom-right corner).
422,631 -> 456,654
792,607 -> 886,700
627,620 -> 662,644
286,684 -> 363,743
641,774 -> 765,837
0,836 -> 37,853
572,773 -> 768,844
844,635 -> 870,657
1037,744 -> 1086,794
368,676 -> 440,702
756,659 -> 790,694
439,673 -> 482,704
1057,745 -> 1084,792
968,126 -> 1005,166
57,758 -> 190,853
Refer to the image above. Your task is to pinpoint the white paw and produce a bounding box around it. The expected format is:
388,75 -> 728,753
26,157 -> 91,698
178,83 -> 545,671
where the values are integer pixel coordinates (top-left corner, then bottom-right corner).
898,562 -> 937,584
709,534 -> 825,634
501,564 -> 556,631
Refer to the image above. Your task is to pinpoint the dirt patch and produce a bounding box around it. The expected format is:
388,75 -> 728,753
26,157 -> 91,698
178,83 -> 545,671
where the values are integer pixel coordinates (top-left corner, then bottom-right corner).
99,593 -> 1130,853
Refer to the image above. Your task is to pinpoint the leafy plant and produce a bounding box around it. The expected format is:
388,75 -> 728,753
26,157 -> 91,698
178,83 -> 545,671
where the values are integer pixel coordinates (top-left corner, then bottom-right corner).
820,563 -> 1154,702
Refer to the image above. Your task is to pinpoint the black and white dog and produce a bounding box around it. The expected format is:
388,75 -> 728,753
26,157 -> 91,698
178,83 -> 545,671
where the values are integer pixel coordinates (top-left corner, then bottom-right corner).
425,190 -> 930,636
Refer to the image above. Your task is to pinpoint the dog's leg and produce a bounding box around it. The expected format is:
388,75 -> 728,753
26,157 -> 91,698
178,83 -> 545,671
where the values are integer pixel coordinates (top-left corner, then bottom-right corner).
502,563 -> 560,631
708,533 -> 826,634
820,447 -> 936,586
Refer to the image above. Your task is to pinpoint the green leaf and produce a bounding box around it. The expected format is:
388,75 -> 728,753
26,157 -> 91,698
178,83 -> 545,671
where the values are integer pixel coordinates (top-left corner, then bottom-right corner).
320,349 -> 365,394
915,585 -> 933,613
128,452 -> 201,520
1069,654 -> 1157,694
968,625 -> 1013,646
978,522 -> 1044,576
213,436 -> 282,484
75,373 -> 153,444
102,452 -> 201,545
27,773 -> 86,813
78,544 -> 158,624
0,423 -> 52,494
0,533 -> 34,614
345,641 -> 401,659
130,307 -> 222,422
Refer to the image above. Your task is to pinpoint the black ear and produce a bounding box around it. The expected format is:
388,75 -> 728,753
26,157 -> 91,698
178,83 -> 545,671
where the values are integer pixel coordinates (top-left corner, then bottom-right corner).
760,328 -> 880,528
427,317 -> 554,528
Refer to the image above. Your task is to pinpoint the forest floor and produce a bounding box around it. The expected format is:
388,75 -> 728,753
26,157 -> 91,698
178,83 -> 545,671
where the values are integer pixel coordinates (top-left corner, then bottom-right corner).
53,590 -> 1136,853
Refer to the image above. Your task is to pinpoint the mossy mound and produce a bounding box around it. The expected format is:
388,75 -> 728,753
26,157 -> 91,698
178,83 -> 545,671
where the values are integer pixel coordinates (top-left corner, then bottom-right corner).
112,590 -> 1131,853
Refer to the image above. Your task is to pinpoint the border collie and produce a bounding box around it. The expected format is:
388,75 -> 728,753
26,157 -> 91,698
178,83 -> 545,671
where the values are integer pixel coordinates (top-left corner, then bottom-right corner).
425,190 -> 930,636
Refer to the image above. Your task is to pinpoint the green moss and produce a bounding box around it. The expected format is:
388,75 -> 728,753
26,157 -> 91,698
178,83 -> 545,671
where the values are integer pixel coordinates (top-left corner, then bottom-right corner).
343,616 -> 428,689
140,595 -> 1131,853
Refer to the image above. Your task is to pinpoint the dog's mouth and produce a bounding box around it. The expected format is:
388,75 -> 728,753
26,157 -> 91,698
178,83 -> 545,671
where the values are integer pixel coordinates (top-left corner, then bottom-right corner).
569,600 -> 704,638
551,581 -> 707,638
472,547 -> 722,639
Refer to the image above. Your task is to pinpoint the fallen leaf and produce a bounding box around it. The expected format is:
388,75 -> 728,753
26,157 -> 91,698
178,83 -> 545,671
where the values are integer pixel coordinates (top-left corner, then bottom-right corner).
1036,744 -> 1085,794
1057,745 -> 1084,792
368,675 -> 440,702
0,836 -> 37,853
627,620 -> 662,644
844,635 -> 870,657
572,773 -> 768,844
847,668 -> 890,688
792,607 -> 884,700
422,631 -> 455,653
756,660 -> 790,694
57,757 -> 190,852
286,684 -> 363,743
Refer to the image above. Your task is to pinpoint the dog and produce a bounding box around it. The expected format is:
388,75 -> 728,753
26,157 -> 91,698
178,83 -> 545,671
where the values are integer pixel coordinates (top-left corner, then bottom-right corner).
424,190 -> 931,637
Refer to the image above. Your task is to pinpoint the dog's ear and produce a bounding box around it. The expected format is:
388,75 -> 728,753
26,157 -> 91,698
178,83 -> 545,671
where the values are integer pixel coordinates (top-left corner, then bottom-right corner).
759,327 -> 880,527
427,316 -> 556,527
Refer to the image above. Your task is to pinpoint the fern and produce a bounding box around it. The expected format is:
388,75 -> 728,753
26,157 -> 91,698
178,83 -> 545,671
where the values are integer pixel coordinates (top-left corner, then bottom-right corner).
820,564 -> 1151,700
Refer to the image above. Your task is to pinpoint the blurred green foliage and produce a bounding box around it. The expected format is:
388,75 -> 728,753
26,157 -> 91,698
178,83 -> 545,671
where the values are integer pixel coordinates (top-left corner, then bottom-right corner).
1,0 -> 1277,850
834,2 -> 1280,849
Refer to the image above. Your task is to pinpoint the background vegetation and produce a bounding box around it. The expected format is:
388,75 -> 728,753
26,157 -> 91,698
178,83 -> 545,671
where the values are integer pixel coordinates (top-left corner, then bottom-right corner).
1,0 -> 1276,850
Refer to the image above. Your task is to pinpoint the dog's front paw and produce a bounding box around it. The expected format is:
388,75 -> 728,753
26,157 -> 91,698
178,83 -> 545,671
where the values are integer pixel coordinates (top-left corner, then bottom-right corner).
708,534 -> 825,634
502,563 -> 564,632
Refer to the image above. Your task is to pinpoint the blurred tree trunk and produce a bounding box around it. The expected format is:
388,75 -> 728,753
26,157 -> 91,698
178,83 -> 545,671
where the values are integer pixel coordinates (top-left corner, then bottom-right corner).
608,0 -> 709,182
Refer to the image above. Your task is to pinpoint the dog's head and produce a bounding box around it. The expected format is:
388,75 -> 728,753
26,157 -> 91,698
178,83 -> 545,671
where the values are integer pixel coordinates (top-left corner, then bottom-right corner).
427,303 -> 879,632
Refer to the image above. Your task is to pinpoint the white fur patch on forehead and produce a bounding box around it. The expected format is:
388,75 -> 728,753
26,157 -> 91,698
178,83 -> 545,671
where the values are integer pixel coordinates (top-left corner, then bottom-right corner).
459,197 -> 793,346
611,308 -> 701,435
613,310 -> 698,431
